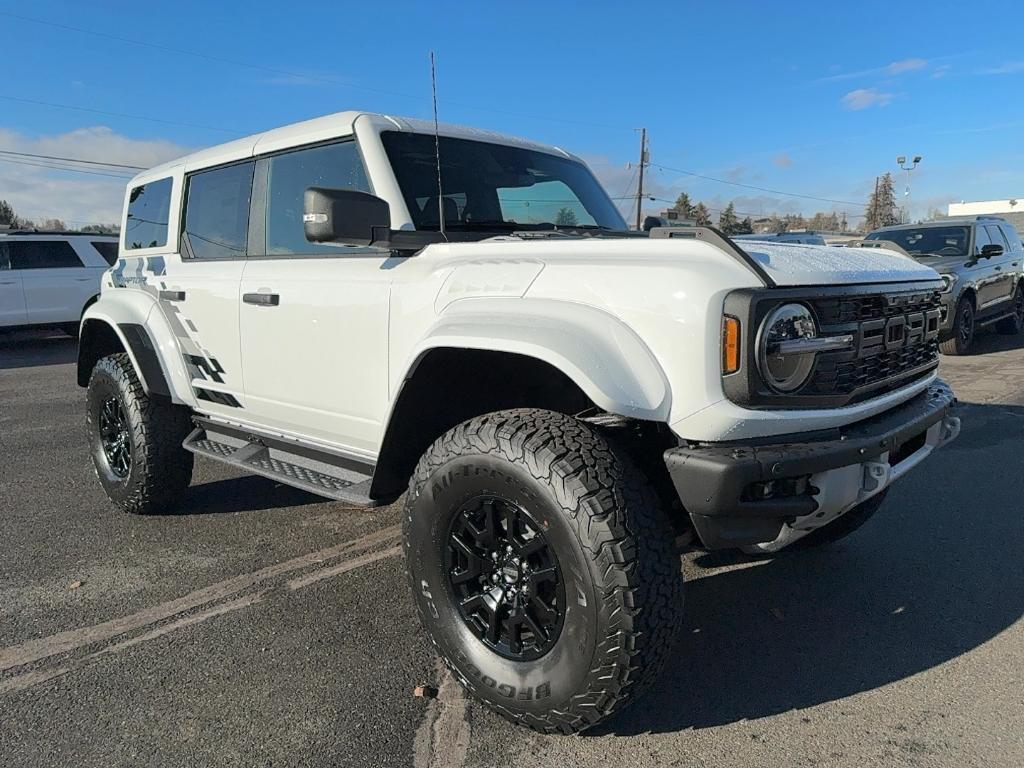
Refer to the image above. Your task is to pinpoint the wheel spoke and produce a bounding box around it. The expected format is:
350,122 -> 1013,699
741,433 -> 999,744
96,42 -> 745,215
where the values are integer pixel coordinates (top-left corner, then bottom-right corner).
484,600 -> 503,644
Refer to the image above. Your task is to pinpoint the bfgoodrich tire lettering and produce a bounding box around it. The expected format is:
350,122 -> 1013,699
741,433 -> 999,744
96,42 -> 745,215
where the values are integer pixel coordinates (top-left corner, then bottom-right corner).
403,408 -> 683,734
86,353 -> 194,515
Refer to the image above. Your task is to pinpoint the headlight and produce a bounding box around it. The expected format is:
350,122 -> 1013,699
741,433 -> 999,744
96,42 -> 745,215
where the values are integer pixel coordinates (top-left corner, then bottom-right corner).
758,303 -> 818,392
940,274 -> 957,294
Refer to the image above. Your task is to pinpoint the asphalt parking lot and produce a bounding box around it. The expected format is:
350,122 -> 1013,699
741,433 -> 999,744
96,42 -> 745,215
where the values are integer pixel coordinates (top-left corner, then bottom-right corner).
1,328 -> 1022,768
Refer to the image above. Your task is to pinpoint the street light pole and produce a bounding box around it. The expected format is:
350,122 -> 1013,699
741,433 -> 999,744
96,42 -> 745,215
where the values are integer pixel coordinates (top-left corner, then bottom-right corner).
896,155 -> 922,223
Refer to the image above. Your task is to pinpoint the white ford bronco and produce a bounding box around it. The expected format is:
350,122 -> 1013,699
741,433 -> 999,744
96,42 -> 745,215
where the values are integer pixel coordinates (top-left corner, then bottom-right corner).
79,111 -> 961,733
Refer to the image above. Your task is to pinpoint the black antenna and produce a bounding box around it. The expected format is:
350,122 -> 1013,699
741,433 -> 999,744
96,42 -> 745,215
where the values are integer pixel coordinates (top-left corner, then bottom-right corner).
430,51 -> 446,240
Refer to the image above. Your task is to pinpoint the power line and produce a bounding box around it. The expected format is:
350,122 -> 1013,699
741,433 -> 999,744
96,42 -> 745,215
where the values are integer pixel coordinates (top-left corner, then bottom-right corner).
651,162 -> 864,209
0,155 -> 135,179
0,94 -> 242,134
0,149 -> 144,170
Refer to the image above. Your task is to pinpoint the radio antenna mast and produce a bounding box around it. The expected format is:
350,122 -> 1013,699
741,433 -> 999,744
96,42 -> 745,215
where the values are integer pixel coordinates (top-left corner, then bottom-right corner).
430,51 -> 446,240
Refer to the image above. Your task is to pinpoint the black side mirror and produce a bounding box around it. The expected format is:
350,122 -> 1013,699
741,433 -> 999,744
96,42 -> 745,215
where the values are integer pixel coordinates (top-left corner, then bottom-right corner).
304,187 -> 390,247
980,243 -> 1004,259
642,215 -> 664,232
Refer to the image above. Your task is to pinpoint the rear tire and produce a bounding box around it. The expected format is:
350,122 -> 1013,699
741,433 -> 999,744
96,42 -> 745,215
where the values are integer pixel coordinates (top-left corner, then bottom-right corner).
939,297 -> 975,355
403,409 -> 683,734
86,353 -> 194,515
996,284 -> 1024,335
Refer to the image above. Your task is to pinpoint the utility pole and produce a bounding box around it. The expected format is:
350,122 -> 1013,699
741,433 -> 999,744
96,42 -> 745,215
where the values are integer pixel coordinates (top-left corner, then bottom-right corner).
635,128 -> 647,230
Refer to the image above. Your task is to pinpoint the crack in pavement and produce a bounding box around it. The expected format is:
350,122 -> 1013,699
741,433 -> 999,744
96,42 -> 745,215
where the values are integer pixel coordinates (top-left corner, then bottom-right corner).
0,524 -> 403,693
413,659 -> 472,768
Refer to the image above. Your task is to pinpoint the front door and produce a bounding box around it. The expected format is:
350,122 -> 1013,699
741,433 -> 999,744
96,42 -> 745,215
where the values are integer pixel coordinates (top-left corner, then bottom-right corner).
238,139 -> 391,456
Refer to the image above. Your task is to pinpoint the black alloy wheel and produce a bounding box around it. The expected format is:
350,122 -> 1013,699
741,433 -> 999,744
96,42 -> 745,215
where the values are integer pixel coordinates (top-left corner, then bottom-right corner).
98,395 -> 132,478
446,495 -> 564,661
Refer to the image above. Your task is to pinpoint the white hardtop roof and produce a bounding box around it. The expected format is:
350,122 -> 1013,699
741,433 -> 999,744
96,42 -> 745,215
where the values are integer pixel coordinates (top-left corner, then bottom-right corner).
132,111 -> 574,185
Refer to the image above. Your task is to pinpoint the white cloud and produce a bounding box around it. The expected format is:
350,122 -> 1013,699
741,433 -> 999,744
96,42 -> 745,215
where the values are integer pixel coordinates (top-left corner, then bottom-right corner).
0,127 -> 192,226
977,61 -> 1024,75
841,88 -> 895,111
887,58 -> 927,75
816,58 -> 928,83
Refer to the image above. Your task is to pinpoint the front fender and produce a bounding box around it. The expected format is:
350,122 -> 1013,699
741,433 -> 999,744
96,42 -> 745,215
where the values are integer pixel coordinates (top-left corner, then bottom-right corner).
404,297 -> 671,421
80,291 -> 195,406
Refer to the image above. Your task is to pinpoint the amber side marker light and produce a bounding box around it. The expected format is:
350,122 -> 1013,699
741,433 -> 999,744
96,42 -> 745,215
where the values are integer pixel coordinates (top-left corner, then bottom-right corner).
722,316 -> 741,374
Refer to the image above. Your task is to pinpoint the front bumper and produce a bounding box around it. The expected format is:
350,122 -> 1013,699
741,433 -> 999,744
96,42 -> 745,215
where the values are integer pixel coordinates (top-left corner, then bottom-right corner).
664,382 -> 960,550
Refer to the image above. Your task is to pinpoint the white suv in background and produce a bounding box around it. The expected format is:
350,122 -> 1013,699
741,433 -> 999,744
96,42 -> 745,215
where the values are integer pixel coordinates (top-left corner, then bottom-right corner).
0,231 -> 119,335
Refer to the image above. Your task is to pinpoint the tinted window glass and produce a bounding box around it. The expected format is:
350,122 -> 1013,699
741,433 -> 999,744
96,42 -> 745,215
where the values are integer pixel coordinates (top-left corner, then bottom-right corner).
974,226 -> 993,254
92,240 -> 120,265
125,178 -> 172,250
381,131 -> 627,232
183,162 -> 254,259
986,225 -> 1010,249
865,225 -> 970,257
7,240 -> 83,269
0,243 -> 9,270
1001,225 -> 1024,252
265,141 -> 371,256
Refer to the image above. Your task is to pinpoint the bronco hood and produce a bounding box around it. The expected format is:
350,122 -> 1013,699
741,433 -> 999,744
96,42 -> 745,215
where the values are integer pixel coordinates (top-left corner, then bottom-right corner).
738,241 -> 940,287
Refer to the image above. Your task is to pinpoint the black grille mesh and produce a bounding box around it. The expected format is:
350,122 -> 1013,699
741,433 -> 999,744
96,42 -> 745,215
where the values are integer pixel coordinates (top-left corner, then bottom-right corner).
802,289 -> 943,401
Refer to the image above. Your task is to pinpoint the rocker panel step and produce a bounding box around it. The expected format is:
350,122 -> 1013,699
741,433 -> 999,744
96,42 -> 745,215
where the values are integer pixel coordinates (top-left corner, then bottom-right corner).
183,420 -> 379,507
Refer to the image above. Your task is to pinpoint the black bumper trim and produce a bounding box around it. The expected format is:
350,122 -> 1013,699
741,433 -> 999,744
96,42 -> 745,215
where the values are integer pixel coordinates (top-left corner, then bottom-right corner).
665,382 -> 956,548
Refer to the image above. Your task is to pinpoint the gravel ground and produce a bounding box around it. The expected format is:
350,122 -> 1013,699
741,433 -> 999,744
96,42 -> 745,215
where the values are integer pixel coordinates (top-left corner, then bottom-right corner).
1,327 -> 1021,768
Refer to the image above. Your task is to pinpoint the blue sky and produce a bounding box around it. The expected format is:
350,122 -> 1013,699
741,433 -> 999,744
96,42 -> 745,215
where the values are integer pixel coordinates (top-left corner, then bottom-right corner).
2,0 -> 1024,228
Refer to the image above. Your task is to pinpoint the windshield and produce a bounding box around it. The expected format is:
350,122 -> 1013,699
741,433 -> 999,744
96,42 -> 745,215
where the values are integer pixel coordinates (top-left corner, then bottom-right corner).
381,131 -> 627,232
865,225 -> 970,257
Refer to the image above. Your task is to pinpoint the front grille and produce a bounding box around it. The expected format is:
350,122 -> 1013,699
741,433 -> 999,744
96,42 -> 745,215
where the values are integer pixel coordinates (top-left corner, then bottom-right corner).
810,289 -> 942,325
805,288 -> 943,402
808,340 -> 939,399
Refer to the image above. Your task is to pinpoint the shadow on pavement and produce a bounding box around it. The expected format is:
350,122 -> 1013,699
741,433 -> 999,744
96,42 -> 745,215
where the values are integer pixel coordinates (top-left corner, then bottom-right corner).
963,327 -> 1024,355
0,330 -> 77,369
168,474 -> 327,516
596,400 -> 1024,735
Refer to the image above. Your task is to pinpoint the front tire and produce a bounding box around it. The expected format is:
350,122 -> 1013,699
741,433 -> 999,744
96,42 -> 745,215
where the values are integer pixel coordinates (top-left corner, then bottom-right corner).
403,409 -> 682,734
939,296 -> 975,355
86,353 -> 194,514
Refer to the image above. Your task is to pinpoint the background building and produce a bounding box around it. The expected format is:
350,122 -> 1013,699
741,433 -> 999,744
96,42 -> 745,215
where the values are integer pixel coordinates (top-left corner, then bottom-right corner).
947,199 -> 1024,231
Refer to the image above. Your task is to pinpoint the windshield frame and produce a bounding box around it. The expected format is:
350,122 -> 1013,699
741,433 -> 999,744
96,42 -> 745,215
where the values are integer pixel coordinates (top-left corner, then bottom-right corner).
380,130 -> 629,235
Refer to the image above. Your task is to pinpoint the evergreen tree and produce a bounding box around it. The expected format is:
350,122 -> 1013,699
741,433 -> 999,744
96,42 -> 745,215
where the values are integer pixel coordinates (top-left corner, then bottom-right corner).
736,216 -> 754,235
717,202 -> 740,234
693,202 -> 712,226
672,192 -> 696,219
554,207 -> 578,226
864,173 -> 899,231
0,199 -> 19,227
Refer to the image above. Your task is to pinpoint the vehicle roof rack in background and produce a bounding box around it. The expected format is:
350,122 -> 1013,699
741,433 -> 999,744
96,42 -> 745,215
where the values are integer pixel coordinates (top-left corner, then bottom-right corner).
648,225 -> 776,287
846,239 -> 911,256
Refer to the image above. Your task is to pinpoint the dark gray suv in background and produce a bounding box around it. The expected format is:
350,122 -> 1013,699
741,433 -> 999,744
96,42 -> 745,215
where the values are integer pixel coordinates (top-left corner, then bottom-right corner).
866,216 -> 1024,355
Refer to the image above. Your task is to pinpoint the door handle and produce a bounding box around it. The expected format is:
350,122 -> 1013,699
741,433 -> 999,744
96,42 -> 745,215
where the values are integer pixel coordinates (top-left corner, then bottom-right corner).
243,292 -> 280,306
75,277 -> 93,282
0,280 -> 16,285
159,290 -> 186,302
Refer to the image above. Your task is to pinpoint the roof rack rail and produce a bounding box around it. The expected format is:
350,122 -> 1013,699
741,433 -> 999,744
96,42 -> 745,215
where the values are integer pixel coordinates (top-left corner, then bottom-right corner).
0,229 -> 118,237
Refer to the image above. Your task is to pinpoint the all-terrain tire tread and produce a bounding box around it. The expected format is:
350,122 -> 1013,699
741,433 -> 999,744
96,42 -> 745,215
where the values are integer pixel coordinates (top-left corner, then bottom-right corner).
87,353 -> 193,515
403,408 -> 682,734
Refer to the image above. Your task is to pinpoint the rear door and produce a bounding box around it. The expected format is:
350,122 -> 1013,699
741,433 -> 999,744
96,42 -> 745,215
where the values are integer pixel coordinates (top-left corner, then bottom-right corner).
10,239 -> 96,324
0,241 -> 27,326
238,139 -> 391,455
162,161 -> 254,415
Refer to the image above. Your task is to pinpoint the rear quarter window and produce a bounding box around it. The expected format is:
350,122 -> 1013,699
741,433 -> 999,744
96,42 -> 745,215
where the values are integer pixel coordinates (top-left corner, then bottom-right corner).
91,240 -> 120,265
125,177 -> 173,250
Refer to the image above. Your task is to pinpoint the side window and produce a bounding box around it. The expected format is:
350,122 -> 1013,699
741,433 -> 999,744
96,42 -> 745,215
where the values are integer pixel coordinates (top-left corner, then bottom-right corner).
183,162 -> 254,259
1001,225 -> 1024,252
974,226 -> 992,255
264,140 -> 371,256
7,241 -> 84,269
125,178 -> 172,250
0,243 -> 9,270
92,241 -> 120,265
985,225 -> 1009,250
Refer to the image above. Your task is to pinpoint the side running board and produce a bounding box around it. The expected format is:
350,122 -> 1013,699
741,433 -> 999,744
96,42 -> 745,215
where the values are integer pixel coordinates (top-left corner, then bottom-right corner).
183,416 -> 381,507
